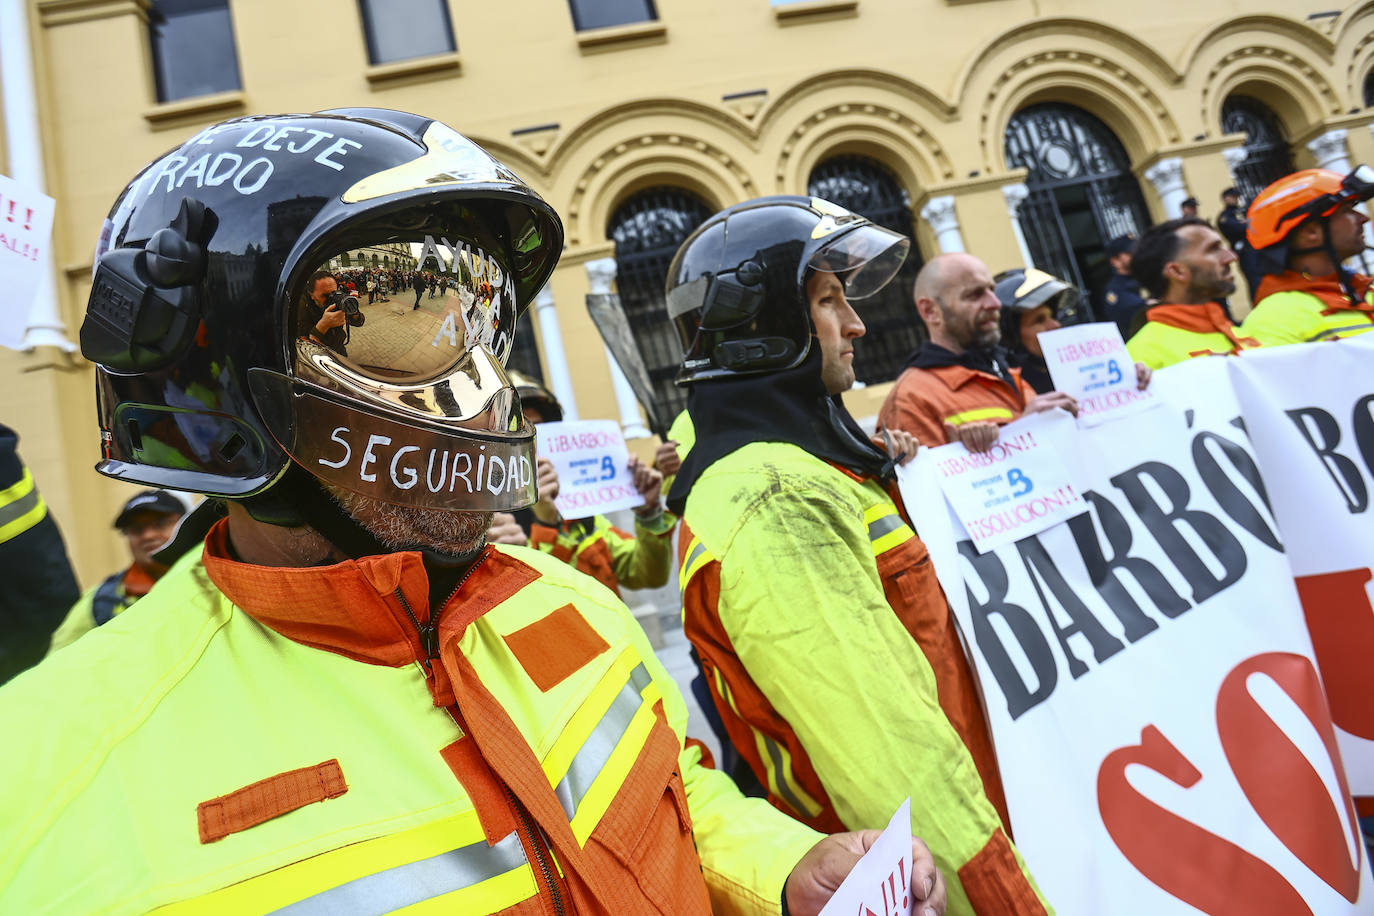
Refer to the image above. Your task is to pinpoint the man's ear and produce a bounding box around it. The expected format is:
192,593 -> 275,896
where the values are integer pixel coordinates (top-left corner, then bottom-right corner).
1292,220 -> 1323,249
1163,260 -> 1188,287
915,296 -> 940,325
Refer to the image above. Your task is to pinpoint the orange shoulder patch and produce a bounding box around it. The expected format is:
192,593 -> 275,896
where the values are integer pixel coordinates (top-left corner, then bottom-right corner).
503,603 -> 610,692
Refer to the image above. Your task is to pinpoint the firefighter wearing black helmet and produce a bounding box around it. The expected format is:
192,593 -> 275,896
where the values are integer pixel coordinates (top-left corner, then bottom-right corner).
0,115 -> 949,915
667,195 -> 1044,915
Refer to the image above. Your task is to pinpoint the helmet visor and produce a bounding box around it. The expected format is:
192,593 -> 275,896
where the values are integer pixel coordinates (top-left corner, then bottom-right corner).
807,223 -> 909,300
290,218 -> 519,384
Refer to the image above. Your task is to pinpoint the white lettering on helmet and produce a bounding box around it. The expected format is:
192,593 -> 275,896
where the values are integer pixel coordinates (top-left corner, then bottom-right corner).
204,152 -> 242,187
433,312 -> 459,349
390,445 -> 420,489
318,426 -> 353,469
450,451 -> 473,493
426,450 -> 449,492
315,137 -> 363,171
359,434 -> 391,482
232,158 -> 274,195
149,156 -> 189,196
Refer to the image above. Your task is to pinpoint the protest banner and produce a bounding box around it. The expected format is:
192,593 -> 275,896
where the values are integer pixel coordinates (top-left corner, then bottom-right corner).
0,173 -> 56,349
1039,321 -> 1158,425
819,799 -> 914,916
535,419 -> 644,517
928,410 -> 1084,553
1229,336 -> 1374,796
904,354 -> 1370,915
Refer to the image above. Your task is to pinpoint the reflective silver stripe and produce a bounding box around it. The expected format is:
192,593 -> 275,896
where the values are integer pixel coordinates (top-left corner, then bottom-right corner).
554,663 -> 653,819
0,479 -> 40,531
270,831 -> 529,916
1310,324 -> 1372,341
867,513 -> 903,542
759,733 -> 813,818
683,540 -> 707,575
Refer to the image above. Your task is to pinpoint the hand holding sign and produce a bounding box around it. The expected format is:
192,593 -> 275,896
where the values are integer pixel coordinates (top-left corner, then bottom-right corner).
536,420 -> 645,518
804,799 -> 944,916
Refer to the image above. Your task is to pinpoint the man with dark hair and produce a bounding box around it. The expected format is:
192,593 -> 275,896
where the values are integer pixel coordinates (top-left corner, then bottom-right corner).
300,269 -> 349,356
1239,167 -> 1374,346
1099,234 -> 1147,336
1216,186 -> 1263,298
1125,217 -> 1259,369
1180,197 -> 1199,219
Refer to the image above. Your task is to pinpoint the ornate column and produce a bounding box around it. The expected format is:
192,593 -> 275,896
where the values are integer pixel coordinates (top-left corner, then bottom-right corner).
1,1 -> 74,352
1221,147 -> 1248,184
1144,157 -> 1190,220
1306,129 -> 1351,174
1000,183 -> 1034,268
919,196 -> 965,253
532,285 -> 578,421
585,258 -> 651,440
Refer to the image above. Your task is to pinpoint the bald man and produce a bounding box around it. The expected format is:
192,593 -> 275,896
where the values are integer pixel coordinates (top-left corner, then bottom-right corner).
878,253 -> 1079,453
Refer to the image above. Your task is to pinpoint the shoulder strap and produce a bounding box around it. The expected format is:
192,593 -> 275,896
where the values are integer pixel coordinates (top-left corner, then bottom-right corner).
91,572 -> 126,626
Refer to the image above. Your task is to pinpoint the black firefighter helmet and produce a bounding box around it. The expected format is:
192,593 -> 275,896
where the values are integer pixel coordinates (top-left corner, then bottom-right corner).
82,109 -> 563,523
664,195 -> 908,385
993,267 -> 1080,350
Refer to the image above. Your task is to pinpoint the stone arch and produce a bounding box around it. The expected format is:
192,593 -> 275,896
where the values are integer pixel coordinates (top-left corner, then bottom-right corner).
985,68 -> 1175,172
1334,2 -> 1374,106
1200,53 -> 1336,139
774,105 -> 947,194
957,20 -> 1180,171
563,137 -> 751,249
1180,15 -> 1334,73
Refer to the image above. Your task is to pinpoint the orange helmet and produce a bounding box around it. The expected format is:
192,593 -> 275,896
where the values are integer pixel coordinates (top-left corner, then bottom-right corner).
1246,166 -> 1374,249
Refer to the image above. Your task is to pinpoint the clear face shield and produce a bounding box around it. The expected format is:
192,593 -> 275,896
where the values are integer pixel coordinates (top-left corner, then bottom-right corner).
806,221 -> 910,300
249,212 -> 537,513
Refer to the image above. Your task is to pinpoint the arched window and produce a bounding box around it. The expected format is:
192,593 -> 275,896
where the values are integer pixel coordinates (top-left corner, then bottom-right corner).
340,252 -> 352,268
808,154 -> 925,383
608,187 -> 713,423
1221,96 -> 1295,203
1004,103 -> 1151,315
1364,71 -> 1374,109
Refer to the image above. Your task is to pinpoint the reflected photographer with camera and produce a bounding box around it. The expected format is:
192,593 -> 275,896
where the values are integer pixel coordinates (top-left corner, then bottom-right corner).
302,269 -> 364,357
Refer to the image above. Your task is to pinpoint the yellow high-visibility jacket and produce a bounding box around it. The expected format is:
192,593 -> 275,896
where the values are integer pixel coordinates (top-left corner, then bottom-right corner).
1240,287 -> 1374,346
679,441 -> 1051,916
0,521 -> 821,915
529,511 -> 675,598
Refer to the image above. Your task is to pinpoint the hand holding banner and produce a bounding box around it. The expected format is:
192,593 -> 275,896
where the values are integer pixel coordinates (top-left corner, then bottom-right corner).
536,419 -> 644,518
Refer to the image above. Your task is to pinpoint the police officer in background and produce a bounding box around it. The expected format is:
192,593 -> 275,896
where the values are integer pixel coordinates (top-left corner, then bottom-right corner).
1100,234 -> 1148,337
1217,186 -> 1263,299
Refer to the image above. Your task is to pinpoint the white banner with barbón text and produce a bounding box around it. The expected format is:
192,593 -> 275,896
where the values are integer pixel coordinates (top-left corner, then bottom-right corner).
906,346 -> 1373,915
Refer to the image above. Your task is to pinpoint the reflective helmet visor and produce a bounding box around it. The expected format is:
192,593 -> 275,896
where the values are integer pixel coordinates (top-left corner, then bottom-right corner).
250,213 -> 537,513
807,223 -> 909,300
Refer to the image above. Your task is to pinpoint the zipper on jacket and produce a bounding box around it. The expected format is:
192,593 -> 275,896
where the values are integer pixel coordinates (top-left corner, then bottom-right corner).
505,785 -> 565,916
393,550 -> 490,670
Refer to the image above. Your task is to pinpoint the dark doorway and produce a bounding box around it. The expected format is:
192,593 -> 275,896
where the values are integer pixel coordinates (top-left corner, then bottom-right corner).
1004,103 -> 1151,318
609,187 -> 713,423
808,154 -> 926,383
1221,95 -> 1296,204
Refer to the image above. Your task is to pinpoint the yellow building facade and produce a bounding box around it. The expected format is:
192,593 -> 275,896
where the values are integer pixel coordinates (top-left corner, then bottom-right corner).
4,0 -> 1374,585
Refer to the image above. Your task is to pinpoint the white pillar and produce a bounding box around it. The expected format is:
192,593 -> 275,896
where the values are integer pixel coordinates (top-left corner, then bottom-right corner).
532,285 -> 578,421
1221,147 -> 1248,184
920,196 -> 965,253
1144,157 -> 1190,219
1307,129 -> 1351,173
584,257 -> 651,440
1,1 -> 74,352
1000,183 -> 1034,269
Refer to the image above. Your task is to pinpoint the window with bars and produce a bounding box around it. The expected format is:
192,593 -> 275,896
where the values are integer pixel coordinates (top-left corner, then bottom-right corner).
608,187 -> 712,423
358,0 -> 456,65
1004,103 -> 1150,315
1221,96 -> 1295,204
568,0 -> 657,30
807,155 -> 925,383
148,0 -> 242,103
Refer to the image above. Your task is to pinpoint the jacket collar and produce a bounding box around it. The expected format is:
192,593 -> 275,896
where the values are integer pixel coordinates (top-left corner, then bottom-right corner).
1255,270 -> 1374,315
1144,303 -> 1259,354
200,518 -> 538,704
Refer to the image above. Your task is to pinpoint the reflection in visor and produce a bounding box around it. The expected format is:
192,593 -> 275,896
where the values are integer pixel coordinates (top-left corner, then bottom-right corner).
296,230 -> 518,383
807,223 -> 910,299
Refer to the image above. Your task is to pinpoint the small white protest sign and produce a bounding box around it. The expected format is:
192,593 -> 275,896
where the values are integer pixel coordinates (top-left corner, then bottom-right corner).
536,419 -> 644,518
929,411 -> 1083,553
1039,321 -> 1157,426
819,798 -> 913,916
0,173 -> 56,350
